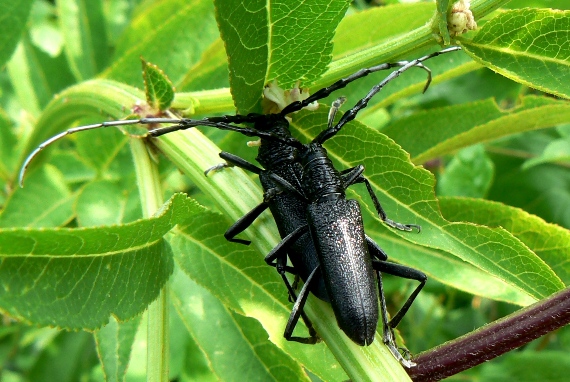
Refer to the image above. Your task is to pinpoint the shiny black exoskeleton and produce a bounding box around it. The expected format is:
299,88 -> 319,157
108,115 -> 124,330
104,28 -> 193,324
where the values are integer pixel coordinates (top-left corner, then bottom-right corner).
146,51 -> 446,347
263,118 -> 427,360
146,49 -> 462,359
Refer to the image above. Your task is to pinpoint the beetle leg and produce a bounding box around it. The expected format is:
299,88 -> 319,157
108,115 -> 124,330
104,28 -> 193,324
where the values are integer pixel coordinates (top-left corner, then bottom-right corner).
205,151 -> 263,176
224,202 -> 270,245
348,173 -> 422,233
374,261 -> 427,329
367,238 -> 407,364
372,258 -> 418,368
284,265 -> 321,344
366,234 -> 388,261
340,165 -> 365,187
264,225 -> 310,266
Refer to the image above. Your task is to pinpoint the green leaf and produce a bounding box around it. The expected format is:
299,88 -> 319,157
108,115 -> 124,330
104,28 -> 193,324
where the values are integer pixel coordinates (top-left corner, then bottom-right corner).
120,314 -> 148,381
0,193 -> 197,329
489,144 -> 570,228
104,0 -> 219,87
439,197 -> 570,286
213,0 -> 351,114
504,0 -> 570,10
291,107 -> 565,301
94,316 -> 141,382
28,331 -> 96,382
76,180 -> 141,226
0,166 -> 74,228
57,0 -> 108,80
141,59 -> 175,111
382,96 -> 570,164
177,38 -> 229,91
169,305 -> 218,382
0,109 -> 17,181
437,145 -> 495,198
478,351 -> 570,381
521,137 -> 570,169
49,151 -> 97,184
87,174 -> 142,382
370,230 -> 535,306
74,123 -> 130,173
7,37 -> 75,117
171,268 -> 310,382
461,8 -> 570,99
0,0 -> 33,67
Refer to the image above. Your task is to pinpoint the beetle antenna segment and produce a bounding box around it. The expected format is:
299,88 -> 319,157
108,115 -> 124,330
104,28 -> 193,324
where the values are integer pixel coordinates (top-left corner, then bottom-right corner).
279,46 -> 457,116
17,118 -> 177,187
18,114 -> 304,186
313,46 -> 461,145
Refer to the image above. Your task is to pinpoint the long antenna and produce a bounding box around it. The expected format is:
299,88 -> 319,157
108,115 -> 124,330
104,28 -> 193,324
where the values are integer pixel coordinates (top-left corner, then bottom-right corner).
19,46 -> 461,186
314,46 -> 462,145
18,116 -> 302,186
18,118 -> 181,187
281,62 -> 432,115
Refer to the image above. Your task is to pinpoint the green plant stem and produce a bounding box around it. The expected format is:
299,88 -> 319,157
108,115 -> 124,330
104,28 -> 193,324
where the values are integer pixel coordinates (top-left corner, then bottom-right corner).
311,0 -> 511,91
313,24 -> 433,90
172,88 -> 234,115
471,0 -> 512,19
130,139 -> 169,382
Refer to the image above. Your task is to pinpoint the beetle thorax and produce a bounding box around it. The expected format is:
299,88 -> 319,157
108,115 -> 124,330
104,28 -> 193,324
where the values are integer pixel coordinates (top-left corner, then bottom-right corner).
254,115 -> 296,169
300,144 -> 344,202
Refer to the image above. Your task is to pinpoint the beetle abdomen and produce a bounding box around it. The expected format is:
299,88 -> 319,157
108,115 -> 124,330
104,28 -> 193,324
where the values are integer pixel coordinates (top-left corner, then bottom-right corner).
260,171 -> 329,302
307,198 -> 378,345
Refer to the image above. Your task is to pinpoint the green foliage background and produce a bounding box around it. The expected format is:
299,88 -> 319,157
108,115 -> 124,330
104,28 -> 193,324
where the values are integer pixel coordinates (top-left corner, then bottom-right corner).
0,0 -> 569,381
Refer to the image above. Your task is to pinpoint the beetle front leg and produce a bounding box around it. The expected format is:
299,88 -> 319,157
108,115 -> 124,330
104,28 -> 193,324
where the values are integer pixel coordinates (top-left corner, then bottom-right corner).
342,169 -> 421,232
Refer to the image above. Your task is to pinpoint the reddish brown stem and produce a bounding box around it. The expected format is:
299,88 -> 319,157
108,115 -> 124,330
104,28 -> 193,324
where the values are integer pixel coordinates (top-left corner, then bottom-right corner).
408,287 -> 570,382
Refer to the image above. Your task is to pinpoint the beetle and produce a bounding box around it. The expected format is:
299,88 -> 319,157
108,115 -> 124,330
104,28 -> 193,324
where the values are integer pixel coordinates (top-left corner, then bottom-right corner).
147,48 -> 460,364
20,47 -> 461,365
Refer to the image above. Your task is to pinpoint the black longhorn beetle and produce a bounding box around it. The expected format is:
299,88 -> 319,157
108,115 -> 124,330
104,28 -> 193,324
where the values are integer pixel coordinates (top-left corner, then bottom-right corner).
20,47 -> 461,366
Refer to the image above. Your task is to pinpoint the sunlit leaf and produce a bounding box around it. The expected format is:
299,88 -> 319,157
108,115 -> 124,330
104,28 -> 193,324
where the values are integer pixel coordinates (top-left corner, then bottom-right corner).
142,59 -> 175,111
104,0 -> 219,87
383,96 -> 570,164
95,316 -> 141,382
171,269 -> 310,382
0,193 -> 196,329
0,0 -> 33,67
57,0 -> 108,80
440,197 -> 570,286
214,0 -> 351,113
0,166 -> 75,228
461,8 -> 570,99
